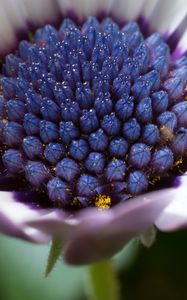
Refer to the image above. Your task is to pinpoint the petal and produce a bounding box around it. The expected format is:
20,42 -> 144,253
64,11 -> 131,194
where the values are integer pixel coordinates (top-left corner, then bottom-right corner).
110,0 -> 145,20
21,0 -> 59,24
64,187 -> 175,265
172,29 -> 187,59
155,176 -> 187,231
1,0 -> 187,55
57,0 -> 113,19
0,0 -> 59,55
0,3 -> 19,53
0,191 -> 51,243
26,187 -> 176,265
144,0 -> 187,35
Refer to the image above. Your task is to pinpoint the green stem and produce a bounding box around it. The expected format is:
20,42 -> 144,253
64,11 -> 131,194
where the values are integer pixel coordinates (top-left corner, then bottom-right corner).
85,260 -> 120,300
45,239 -> 64,277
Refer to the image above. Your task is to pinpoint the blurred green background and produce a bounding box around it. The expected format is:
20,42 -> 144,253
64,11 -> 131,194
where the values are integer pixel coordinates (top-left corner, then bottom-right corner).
0,230 -> 187,300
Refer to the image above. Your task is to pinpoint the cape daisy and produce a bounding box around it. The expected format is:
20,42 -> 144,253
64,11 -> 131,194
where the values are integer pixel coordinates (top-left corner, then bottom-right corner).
0,0 -> 186,265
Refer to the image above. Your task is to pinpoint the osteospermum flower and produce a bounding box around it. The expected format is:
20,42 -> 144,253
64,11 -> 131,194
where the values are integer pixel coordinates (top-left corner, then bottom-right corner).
0,0 -> 187,266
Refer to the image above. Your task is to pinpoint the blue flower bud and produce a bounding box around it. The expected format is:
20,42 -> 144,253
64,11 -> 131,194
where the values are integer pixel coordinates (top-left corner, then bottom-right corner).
77,174 -> 99,196
133,43 -> 149,72
44,143 -> 65,164
40,120 -> 59,143
54,82 -> 74,104
172,101 -> 187,127
157,111 -> 177,131
102,58 -> 119,81
127,171 -> 148,195
2,149 -> 24,173
109,137 -> 128,158
0,121 -> 4,142
153,55 -> 169,78
152,91 -> 168,113
7,99 -> 26,122
61,99 -> 81,123
171,127 -> 187,156
4,121 -> 25,146
94,96 -> 113,117
76,83 -> 94,109
16,79 -> 30,100
59,121 -> 79,144
82,17 -> 99,34
5,54 -> 21,77
26,90 -> 42,114
0,97 -> 6,117
69,139 -> 89,161
22,136 -> 43,159
23,113 -> 40,135
151,147 -> 174,173
142,124 -> 160,146
135,97 -> 152,123
101,113 -> 121,136
113,74 -> 131,97
115,96 -> 134,121
80,109 -> 99,134
122,21 -> 140,35
123,118 -> 141,141
25,161 -> 49,187
59,18 -> 76,35
163,77 -> 186,101
86,152 -> 105,174
129,143 -> 151,168
132,70 -> 160,99
41,98 -> 61,122
47,178 -> 70,205
101,18 -> 119,35
19,40 -> 32,60
56,158 -> 80,181
88,129 -> 108,151
1,78 -> 17,99
35,24 -> 58,44
105,159 -> 126,181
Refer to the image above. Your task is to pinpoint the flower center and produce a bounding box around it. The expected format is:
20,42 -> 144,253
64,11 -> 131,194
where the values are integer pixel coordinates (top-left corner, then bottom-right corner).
0,17 -> 187,210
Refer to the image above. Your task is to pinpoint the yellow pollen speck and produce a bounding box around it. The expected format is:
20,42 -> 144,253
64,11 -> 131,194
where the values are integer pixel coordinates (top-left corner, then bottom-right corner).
95,194 -> 111,209
0,118 -> 7,124
174,158 -> 182,166
149,176 -> 160,185
160,125 -> 173,141
71,197 -> 79,206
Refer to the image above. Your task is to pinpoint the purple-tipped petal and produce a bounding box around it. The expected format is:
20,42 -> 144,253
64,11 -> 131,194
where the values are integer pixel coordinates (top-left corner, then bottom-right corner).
26,187 -> 177,265
64,187 -> 176,264
155,176 -> 187,231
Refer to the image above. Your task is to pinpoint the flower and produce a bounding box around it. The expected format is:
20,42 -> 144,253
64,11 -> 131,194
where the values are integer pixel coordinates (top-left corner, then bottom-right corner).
0,0 -> 187,265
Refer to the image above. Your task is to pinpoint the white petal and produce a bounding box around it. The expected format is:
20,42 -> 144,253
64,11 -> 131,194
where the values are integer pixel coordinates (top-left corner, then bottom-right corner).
0,0 -> 59,53
155,176 -> 187,231
0,0 -> 27,29
142,0 -> 159,18
0,4 -> 18,53
110,0 -> 145,20
21,0 -> 59,24
145,0 -> 187,34
57,0 -> 113,18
